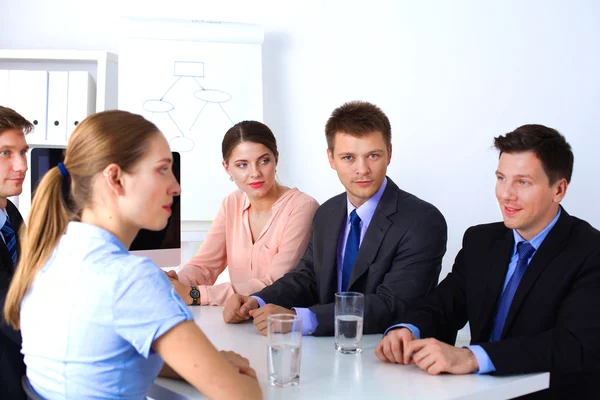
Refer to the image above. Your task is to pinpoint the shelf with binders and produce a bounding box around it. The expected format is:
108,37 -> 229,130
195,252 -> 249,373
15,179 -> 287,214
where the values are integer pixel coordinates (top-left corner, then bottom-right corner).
0,50 -> 118,216
0,50 -> 118,147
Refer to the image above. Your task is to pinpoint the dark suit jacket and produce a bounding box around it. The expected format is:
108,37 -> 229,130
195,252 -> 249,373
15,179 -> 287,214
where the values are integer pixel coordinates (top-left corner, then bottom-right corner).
396,207 -> 600,399
253,178 -> 448,336
0,200 -> 25,400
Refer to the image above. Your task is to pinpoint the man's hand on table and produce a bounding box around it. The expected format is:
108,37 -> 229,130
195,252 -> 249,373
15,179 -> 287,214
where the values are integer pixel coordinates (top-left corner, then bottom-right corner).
249,304 -> 296,336
375,327 -> 479,375
223,294 -> 259,323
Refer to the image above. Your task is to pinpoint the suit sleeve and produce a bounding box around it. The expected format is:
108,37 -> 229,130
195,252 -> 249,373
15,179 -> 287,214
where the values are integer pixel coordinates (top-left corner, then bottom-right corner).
0,273 -> 22,345
251,227 -> 320,310
391,226 -> 473,342
1,202 -> 23,345
311,206 -> 449,336
479,248 -> 600,375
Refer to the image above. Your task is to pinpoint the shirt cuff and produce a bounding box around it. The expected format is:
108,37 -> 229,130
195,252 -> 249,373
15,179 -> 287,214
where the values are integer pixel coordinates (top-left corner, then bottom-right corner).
251,296 -> 266,308
198,285 -> 209,306
467,345 -> 496,374
384,323 -> 421,339
291,308 -> 318,336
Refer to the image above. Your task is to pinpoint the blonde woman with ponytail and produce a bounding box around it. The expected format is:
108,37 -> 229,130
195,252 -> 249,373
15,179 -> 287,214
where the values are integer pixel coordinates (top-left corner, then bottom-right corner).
3,111 -> 261,400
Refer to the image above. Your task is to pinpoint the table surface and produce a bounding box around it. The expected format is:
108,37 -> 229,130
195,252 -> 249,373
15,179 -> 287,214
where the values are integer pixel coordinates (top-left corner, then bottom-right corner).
150,306 -> 549,400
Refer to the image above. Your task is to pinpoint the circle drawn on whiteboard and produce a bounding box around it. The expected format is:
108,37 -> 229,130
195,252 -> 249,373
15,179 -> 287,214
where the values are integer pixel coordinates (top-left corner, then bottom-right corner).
143,99 -> 175,113
170,136 -> 195,152
194,89 -> 232,103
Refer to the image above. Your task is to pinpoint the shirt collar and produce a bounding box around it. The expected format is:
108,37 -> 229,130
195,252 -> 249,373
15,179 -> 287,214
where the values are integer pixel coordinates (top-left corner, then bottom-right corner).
65,221 -> 128,253
0,207 -> 7,228
512,207 -> 561,254
345,177 -> 388,226
241,187 -> 298,212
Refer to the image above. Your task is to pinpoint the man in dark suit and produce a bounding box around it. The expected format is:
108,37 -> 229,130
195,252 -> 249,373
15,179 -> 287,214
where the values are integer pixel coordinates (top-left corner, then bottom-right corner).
376,124 -> 600,398
223,101 -> 448,337
0,106 -> 31,400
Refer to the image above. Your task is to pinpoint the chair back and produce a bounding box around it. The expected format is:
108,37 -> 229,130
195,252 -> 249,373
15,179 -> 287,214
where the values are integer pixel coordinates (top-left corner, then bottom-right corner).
21,375 -> 44,400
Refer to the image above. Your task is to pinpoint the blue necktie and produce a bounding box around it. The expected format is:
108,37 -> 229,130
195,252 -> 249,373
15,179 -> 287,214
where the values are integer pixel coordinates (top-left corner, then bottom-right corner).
341,210 -> 361,292
1,217 -> 18,265
490,241 -> 535,342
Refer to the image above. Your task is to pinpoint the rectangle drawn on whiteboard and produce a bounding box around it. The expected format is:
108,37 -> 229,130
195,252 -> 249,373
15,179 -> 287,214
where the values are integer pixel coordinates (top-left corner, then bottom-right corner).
174,61 -> 205,78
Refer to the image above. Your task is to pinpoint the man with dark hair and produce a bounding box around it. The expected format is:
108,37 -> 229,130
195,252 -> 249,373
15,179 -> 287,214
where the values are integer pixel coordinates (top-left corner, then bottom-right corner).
0,106 -> 31,400
223,101 -> 449,337
376,124 -> 600,398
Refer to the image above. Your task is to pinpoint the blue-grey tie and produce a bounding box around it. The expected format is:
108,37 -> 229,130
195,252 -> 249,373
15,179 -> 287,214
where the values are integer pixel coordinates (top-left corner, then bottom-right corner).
1,217 -> 18,265
490,241 -> 535,342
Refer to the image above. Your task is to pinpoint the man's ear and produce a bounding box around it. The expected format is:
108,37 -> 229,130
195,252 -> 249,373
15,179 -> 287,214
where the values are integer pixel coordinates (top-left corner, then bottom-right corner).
102,163 -> 125,196
552,178 -> 568,204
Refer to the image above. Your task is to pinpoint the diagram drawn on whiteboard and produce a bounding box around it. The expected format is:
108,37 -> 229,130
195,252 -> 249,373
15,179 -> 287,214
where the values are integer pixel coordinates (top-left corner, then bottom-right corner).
143,61 -> 233,152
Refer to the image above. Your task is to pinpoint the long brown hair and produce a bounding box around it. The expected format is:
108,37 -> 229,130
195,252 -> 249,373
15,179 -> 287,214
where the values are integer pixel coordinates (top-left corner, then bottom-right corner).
3,110 -> 160,328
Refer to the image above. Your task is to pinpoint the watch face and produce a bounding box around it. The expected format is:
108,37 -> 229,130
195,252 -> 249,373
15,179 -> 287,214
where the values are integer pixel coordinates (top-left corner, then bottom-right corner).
190,289 -> 200,299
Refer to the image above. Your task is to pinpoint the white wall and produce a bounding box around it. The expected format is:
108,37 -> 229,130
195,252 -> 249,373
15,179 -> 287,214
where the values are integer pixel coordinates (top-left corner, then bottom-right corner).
2,0 -> 599,279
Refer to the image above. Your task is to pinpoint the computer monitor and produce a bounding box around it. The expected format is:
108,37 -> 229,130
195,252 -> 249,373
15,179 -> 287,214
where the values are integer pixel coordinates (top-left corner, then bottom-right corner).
30,148 -> 181,267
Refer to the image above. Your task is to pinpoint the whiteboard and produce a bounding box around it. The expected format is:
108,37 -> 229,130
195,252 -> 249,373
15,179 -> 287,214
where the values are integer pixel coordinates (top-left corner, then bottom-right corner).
119,18 -> 263,221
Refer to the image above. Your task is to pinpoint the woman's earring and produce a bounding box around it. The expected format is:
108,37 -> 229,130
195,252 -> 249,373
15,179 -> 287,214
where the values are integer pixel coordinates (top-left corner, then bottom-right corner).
229,176 -> 234,181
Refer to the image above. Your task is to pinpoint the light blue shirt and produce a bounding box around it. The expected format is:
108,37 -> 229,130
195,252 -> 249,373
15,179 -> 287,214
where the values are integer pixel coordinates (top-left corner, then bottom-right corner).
0,208 -> 7,244
20,222 -> 192,399
385,208 -> 561,374
255,178 -> 388,335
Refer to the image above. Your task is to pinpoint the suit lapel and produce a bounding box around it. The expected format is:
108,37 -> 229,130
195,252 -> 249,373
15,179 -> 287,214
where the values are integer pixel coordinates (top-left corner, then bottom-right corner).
0,239 -> 10,272
320,196 -> 347,304
501,209 -> 572,338
347,179 -> 397,289
472,229 -> 514,342
4,200 -> 24,274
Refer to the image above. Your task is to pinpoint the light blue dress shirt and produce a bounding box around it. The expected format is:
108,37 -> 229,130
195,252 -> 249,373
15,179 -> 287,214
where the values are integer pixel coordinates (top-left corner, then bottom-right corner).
20,222 -> 193,399
385,209 -> 561,374
0,207 -> 7,244
255,178 -> 388,335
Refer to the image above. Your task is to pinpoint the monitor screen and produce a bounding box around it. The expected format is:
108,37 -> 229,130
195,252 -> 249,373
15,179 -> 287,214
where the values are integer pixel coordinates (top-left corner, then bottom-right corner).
30,148 -> 181,267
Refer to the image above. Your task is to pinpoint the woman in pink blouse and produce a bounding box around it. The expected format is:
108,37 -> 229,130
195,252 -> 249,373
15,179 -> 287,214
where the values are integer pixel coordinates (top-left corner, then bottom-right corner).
168,121 -> 319,306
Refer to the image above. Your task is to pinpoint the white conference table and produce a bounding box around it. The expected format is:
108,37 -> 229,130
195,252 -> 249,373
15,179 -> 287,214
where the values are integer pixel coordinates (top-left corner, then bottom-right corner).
150,307 -> 548,400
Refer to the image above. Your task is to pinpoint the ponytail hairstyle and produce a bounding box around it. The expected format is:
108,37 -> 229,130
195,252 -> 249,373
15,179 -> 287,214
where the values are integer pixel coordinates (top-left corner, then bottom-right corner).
3,110 -> 161,328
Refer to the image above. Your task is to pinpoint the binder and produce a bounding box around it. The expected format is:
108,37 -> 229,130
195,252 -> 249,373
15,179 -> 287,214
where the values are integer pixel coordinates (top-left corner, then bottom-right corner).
46,71 -> 69,145
6,70 -> 49,144
66,71 -> 96,140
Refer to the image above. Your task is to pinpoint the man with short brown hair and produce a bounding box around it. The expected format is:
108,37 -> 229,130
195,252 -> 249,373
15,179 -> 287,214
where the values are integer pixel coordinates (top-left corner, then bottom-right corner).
0,106 -> 31,400
223,101 -> 449,338
377,124 -> 600,398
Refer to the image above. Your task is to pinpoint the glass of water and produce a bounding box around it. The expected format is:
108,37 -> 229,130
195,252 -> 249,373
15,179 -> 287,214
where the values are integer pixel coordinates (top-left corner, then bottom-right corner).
267,313 -> 302,387
335,292 -> 364,354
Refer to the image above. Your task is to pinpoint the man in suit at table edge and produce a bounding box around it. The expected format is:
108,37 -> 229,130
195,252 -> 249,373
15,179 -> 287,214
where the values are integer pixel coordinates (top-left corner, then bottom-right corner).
223,100 -> 450,339
0,106 -> 31,400
376,124 -> 600,399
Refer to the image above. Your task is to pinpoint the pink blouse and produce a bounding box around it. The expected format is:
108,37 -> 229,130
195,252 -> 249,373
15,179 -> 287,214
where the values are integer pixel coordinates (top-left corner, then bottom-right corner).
178,188 -> 319,305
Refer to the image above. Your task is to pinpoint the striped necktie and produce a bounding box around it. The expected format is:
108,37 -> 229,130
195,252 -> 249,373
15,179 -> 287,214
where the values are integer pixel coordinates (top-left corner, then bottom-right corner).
1,217 -> 18,265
